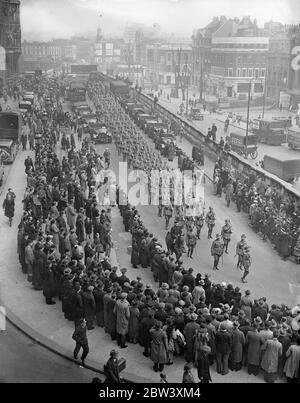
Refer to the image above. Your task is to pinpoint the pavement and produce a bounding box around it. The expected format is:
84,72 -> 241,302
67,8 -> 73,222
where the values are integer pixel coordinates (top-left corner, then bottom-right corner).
0,321 -> 102,383
0,96 -> 296,383
155,91 -> 300,193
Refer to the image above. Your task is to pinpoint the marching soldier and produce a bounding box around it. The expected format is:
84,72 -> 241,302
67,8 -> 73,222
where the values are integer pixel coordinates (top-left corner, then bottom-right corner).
235,234 -> 247,270
206,207 -> 216,239
241,246 -> 252,283
221,219 -> 232,254
186,228 -> 197,259
163,204 -> 173,230
194,213 -> 204,239
211,234 -> 224,270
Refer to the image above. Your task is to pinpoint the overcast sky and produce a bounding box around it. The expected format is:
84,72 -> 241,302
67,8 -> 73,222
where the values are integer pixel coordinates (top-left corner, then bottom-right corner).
21,0 -> 300,40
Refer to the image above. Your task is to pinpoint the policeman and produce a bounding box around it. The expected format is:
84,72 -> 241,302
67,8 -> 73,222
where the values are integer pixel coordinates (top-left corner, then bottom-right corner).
241,246 -> 252,283
211,234 -> 224,270
206,207 -> 216,239
221,219 -> 232,254
235,234 -> 247,270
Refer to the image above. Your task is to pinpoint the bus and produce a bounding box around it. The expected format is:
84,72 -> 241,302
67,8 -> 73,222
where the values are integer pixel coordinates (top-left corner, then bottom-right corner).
0,112 -> 22,163
68,82 -> 86,103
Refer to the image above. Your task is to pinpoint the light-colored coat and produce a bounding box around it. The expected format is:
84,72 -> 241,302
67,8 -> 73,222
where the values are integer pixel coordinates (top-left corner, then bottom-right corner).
284,344 -> 300,379
261,338 -> 282,374
114,298 -> 130,335
66,204 -> 76,228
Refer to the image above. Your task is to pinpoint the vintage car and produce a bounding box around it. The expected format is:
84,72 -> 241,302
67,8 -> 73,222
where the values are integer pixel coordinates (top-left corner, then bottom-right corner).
189,107 -> 204,120
251,118 -> 288,146
90,124 -> 112,144
230,131 -> 258,159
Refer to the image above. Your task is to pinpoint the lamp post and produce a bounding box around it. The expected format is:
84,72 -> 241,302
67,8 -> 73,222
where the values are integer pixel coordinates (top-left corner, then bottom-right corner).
245,77 -> 264,158
184,64 -> 191,116
245,78 -> 255,159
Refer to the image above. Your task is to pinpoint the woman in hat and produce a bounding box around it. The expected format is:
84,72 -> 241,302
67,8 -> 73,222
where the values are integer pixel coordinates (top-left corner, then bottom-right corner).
182,362 -> 195,383
163,317 -> 177,365
239,290 -> 253,321
261,330 -> 282,383
150,321 -> 168,372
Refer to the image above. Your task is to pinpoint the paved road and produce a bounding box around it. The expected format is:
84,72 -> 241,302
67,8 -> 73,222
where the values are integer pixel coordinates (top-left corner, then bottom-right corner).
0,322 -> 103,383
86,91 -> 300,307
156,95 -> 300,193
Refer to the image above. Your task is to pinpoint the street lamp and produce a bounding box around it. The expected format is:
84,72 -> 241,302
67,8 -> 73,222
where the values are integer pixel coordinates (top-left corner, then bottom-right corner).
183,64 -> 191,116
245,77 -> 264,158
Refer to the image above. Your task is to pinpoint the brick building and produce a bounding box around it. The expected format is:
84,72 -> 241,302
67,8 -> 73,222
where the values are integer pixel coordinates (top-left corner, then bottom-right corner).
191,17 -> 226,98
266,24 -> 300,107
207,17 -> 268,100
146,44 -> 192,87
0,0 -> 21,81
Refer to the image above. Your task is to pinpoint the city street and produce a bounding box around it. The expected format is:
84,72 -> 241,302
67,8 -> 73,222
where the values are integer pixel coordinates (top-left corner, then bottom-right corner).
0,322 -> 102,383
156,92 -> 300,194
0,0 -> 299,386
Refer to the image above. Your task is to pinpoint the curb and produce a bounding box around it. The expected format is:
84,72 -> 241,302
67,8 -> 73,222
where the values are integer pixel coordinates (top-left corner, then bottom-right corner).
2,300 -> 149,383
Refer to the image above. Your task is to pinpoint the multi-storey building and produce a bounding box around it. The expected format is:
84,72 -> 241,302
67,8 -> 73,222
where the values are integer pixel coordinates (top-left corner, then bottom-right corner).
266,24 -> 300,107
207,17 -> 268,100
146,44 -> 192,86
0,0 -> 21,81
191,17 -> 226,99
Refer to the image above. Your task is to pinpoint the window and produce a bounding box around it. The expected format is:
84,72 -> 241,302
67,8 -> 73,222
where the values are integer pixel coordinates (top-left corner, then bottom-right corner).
242,68 -> 247,77
228,68 -> 233,77
254,68 -> 259,78
261,68 -> 266,77
166,75 -> 171,85
237,68 -> 241,77
248,68 -> 253,78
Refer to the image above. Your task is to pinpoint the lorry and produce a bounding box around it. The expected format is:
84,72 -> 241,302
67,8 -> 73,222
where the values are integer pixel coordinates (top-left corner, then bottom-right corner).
251,118 -> 287,145
287,127 -> 300,150
263,155 -> 300,183
110,81 -> 130,97
0,112 -> 21,163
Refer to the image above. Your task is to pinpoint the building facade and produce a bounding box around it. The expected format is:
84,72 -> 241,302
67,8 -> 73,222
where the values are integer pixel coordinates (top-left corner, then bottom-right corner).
266,24 -> 300,107
146,44 -> 192,87
191,17 -> 226,98
0,0 -> 21,81
92,29 -> 122,73
207,18 -> 268,100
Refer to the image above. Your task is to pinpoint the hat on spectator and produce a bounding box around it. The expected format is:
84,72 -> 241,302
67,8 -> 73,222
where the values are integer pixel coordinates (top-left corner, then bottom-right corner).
190,313 -> 198,321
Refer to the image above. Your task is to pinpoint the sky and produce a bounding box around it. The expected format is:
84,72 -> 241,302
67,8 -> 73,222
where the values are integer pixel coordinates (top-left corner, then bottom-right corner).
21,0 -> 300,40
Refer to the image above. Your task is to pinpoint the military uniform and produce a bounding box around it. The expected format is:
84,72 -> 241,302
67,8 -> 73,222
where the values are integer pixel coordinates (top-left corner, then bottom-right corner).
194,214 -> 204,239
241,249 -> 252,283
211,237 -> 224,270
221,222 -> 232,253
206,210 -> 216,239
236,238 -> 247,269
